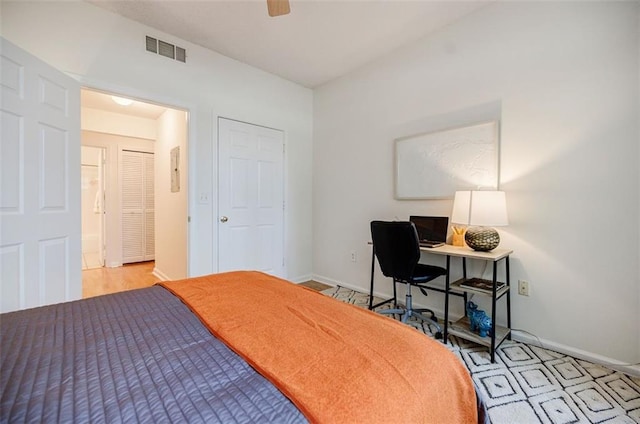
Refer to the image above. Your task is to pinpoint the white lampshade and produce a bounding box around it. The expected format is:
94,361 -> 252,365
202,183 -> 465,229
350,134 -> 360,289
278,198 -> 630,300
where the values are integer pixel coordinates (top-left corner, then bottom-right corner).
451,190 -> 508,227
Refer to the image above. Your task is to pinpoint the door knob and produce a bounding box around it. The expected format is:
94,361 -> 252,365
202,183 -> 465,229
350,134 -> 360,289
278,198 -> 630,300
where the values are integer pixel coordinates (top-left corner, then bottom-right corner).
220,216 -> 228,223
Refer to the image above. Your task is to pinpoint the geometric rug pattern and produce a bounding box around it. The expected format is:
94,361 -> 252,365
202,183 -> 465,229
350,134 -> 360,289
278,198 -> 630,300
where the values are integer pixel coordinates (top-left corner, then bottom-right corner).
321,286 -> 640,424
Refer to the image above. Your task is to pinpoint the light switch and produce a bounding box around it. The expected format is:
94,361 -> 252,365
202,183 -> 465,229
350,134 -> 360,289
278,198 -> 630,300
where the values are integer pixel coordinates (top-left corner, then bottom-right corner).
199,192 -> 210,204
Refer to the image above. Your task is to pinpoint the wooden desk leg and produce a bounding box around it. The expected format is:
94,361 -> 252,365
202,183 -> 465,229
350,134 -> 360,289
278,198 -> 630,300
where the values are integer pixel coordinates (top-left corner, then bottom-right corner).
443,255 -> 451,344
369,247 -> 375,310
490,261 -> 498,362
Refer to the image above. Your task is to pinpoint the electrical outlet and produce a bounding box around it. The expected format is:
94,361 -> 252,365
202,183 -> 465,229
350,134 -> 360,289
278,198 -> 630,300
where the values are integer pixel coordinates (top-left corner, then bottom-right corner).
518,280 -> 530,296
350,251 -> 357,262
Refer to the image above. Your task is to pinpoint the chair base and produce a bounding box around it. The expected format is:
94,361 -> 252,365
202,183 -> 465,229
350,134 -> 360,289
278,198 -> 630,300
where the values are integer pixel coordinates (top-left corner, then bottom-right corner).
378,304 -> 442,338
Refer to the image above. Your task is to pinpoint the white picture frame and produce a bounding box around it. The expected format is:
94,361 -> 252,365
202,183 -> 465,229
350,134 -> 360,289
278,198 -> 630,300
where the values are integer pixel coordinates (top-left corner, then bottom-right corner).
394,120 -> 499,199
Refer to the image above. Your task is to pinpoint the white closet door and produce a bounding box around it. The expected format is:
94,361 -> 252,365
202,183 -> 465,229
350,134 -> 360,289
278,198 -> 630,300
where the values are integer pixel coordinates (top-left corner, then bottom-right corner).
121,151 -> 144,263
121,150 -> 154,264
144,153 -> 154,259
218,118 -> 284,277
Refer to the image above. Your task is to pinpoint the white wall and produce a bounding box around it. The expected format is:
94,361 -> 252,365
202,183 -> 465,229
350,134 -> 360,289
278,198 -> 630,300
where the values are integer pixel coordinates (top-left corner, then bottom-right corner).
313,2 -> 639,365
82,108 -> 157,140
155,109 -> 188,280
1,0 -> 314,281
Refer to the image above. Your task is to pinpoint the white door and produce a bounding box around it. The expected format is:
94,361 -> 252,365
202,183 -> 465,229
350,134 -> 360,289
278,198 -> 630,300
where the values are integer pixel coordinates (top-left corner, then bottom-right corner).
120,150 -> 155,264
218,118 -> 284,277
0,38 -> 81,312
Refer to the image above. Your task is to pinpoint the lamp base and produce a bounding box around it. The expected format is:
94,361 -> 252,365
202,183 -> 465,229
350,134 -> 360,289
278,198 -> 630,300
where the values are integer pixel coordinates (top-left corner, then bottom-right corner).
465,226 -> 500,251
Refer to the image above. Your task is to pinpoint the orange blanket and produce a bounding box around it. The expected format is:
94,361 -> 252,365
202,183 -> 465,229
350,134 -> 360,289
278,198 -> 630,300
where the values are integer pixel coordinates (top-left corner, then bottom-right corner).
160,271 -> 477,423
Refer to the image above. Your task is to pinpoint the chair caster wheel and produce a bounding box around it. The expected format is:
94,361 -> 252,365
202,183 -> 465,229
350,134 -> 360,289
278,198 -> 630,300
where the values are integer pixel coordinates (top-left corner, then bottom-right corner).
434,332 -> 443,340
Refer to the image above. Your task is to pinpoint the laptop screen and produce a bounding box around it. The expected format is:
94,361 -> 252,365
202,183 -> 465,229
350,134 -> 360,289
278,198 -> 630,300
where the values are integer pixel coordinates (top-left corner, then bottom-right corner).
409,216 -> 449,243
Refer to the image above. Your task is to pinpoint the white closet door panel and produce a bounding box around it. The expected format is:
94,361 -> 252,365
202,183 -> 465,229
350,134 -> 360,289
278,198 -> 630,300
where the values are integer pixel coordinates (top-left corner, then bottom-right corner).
39,237 -> 69,305
39,123 -> 67,210
122,211 -> 144,263
0,111 -> 22,213
257,224 -> 275,273
0,244 -> 22,311
121,151 -> 143,263
121,152 -> 143,209
120,150 -> 154,264
144,153 -> 154,209
143,153 -> 154,260
144,210 -> 154,259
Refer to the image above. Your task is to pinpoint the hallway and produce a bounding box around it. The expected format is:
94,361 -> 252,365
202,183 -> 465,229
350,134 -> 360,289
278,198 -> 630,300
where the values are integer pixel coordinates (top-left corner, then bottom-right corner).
82,261 -> 160,298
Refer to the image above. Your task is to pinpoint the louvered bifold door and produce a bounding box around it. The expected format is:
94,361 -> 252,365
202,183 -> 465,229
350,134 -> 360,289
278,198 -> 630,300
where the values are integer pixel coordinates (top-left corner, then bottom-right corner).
143,153 -> 155,260
121,151 -> 145,264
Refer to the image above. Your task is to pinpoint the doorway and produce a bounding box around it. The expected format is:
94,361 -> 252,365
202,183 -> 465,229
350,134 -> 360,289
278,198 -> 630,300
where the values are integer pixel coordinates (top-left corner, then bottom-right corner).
80,88 -> 189,295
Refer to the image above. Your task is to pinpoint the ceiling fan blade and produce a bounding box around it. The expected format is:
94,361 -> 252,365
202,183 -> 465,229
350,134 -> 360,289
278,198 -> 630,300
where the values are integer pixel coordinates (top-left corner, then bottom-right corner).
267,0 -> 290,17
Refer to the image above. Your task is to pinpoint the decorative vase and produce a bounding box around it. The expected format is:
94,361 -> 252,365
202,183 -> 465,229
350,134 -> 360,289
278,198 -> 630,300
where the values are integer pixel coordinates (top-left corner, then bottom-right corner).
464,226 -> 500,251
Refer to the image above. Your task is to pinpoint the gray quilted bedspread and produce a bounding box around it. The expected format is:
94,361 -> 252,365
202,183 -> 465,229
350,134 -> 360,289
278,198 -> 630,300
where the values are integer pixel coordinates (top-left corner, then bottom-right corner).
0,286 -> 306,423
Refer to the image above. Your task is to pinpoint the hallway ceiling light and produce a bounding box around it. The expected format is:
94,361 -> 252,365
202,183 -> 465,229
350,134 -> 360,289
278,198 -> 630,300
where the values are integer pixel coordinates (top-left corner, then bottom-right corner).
111,95 -> 134,106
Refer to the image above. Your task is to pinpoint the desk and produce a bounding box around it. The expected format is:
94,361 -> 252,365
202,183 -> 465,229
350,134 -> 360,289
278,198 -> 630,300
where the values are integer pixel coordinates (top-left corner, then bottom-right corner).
369,244 -> 513,362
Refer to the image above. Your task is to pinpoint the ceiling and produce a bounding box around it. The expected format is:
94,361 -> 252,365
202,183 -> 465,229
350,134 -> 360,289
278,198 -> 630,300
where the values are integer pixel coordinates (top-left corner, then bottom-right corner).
82,89 -> 169,119
87,0 -> 490,88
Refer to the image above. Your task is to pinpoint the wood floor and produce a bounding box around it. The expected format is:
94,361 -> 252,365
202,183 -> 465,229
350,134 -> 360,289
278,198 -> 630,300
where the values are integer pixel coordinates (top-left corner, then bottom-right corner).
298,280 -> 332,291
82,261 -> 161,298
83,263 -> 332,299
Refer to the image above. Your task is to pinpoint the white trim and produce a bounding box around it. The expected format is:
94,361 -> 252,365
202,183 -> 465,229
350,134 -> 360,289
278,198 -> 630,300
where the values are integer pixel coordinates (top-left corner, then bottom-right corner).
288,273 -> 313,284
70,73 -> 194,278
512,331 -> 640,377
152,267 -> 170,281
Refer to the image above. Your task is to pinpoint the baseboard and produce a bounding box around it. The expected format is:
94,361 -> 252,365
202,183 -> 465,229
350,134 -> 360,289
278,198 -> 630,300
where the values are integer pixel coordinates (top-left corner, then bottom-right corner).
313,274 -> 640,377
152,267 -> 170,281
288,273 -> 313,284
512,331 -> 640,377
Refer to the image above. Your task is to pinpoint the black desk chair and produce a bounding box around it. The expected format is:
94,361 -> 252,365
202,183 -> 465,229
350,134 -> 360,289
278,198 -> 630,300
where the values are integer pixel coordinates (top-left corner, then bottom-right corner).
370,220 -> 446,338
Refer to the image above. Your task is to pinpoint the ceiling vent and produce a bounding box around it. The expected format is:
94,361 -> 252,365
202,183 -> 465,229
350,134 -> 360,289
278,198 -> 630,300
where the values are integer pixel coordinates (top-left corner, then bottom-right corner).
146,36 -> 186,63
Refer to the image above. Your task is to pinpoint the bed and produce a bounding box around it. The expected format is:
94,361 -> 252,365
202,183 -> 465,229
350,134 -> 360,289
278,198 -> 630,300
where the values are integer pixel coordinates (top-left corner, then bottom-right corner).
1,271 -> 479,423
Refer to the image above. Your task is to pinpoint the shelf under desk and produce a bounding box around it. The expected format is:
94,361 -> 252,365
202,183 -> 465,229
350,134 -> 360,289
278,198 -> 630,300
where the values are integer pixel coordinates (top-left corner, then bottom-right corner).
423,245 -> 513,363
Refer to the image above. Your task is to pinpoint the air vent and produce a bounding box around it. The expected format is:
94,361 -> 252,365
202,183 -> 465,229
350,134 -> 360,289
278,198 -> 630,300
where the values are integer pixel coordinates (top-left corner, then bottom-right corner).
145,36 -> 158,53
145,36 -> 186,63
175,47 -> 186,63
158,40 -> 174,59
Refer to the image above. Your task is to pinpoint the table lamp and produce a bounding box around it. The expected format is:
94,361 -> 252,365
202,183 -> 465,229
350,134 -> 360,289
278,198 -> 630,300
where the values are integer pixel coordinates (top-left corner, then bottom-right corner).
451,190 -> 508,251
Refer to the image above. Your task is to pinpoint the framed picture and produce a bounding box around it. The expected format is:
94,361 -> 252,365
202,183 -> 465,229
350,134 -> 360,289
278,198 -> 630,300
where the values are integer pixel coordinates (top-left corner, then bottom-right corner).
394,120 -> 499,199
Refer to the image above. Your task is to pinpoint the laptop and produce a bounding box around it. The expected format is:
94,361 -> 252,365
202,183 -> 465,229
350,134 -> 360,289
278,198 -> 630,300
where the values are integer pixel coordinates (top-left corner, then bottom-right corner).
409,216 -> 449,248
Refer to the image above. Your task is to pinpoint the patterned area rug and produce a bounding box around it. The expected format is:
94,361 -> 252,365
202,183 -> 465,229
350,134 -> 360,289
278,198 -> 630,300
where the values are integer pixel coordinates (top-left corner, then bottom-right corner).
321,285 -> 640,424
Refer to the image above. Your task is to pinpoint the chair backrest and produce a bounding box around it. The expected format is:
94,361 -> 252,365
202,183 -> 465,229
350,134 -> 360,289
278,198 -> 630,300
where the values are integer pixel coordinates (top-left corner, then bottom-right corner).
370,221 -> 421,281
